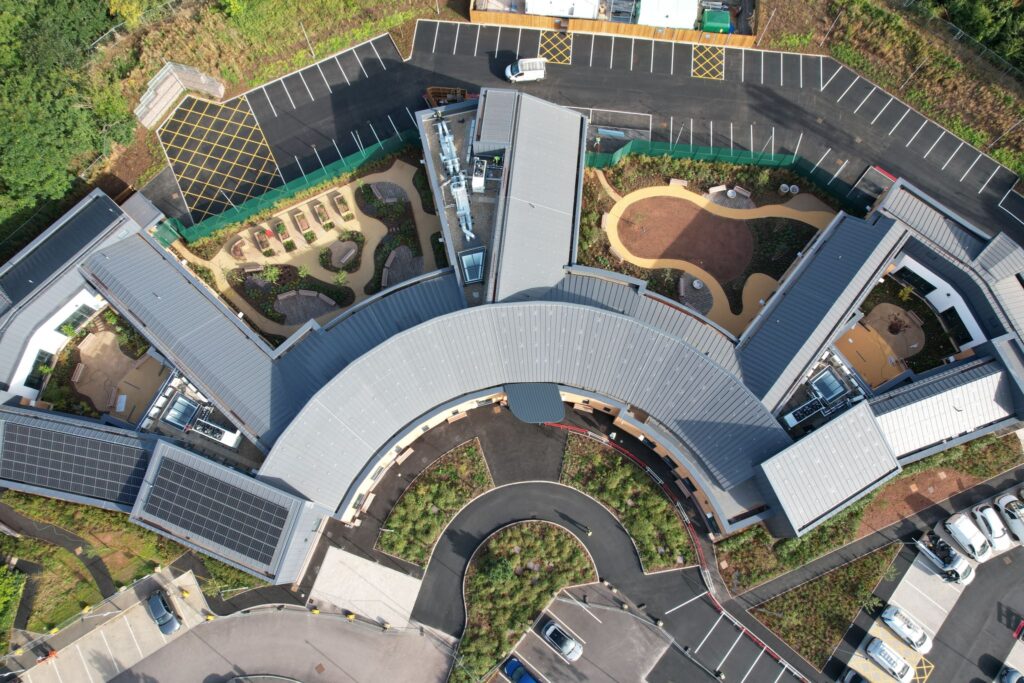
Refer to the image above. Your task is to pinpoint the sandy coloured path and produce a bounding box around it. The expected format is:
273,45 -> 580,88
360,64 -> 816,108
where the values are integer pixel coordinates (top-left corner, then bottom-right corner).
597,171 -> 836,336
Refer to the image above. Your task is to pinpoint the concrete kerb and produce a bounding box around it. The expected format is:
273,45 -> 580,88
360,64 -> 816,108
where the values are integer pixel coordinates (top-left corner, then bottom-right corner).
446,519 -> 601,683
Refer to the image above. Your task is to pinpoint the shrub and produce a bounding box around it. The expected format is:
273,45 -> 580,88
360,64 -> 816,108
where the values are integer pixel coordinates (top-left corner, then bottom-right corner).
261,265 -> 281,284
334,271 -> 347,286
262,248 -> 275,257
297,264 -> 309,278
303,230 -> 316,244
283,239 -> 297,252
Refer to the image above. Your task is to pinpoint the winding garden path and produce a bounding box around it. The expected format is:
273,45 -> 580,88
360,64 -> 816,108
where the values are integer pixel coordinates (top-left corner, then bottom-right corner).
596,171 -> 836,336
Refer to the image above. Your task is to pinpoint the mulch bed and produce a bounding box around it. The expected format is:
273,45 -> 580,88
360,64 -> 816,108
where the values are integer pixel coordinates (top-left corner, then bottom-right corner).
618,196 -> 753,283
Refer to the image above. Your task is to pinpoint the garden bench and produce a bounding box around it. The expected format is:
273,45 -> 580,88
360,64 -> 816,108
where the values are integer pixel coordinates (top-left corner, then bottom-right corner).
279,290 -> 298,300
298,289 -> 317,297
241,262 -> 263,274
733,185 -> 752,198
708,184 -> 728,194
669,178 -> 688,187
107,387 -> 118,409
337,243 -> 356,266
317,293 -> 334,305
71,363 -> 85,383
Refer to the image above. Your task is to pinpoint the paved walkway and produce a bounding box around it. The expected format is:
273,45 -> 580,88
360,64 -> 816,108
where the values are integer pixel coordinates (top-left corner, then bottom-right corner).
596,170 -> 836,336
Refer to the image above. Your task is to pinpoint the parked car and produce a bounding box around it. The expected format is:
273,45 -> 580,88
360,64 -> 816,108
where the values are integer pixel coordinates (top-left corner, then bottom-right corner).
973,504 -> 1013,553
881,605 -> 932,654
541,619 -> 582,662
998,494 -> 1024,541
865,637 -> 914,683
915,531 -> 974,584
503,657 -> 539,683
1001,667 -> 1023,683
145,589 -> 181,635
505,57 -> 547,83
944,513 -> 993,562
840,670 -> 868,683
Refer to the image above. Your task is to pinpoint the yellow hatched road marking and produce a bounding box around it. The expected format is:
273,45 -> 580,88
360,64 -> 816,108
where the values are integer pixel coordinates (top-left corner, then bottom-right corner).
692,44 -> 725,80
539,31 -> 572,65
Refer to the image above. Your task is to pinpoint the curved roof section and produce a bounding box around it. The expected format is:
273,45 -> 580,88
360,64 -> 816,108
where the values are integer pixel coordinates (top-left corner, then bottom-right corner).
259,301 -> 791,510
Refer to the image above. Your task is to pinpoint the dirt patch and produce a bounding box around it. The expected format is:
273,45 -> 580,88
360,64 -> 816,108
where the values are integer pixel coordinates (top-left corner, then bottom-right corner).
618,196 -> 754,282
857,467 -> 980,537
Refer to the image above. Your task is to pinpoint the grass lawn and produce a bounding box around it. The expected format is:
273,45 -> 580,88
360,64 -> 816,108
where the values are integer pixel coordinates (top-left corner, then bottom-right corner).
560,434 -> 694,570
376,439 -> 493,566
451,522 -> 596,683
717,434 -> 1022,592
860,276 -> 957,374
751,543 -> 900,670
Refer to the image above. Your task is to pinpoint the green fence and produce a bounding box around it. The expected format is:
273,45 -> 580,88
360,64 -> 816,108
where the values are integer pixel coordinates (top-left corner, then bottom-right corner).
171,129 -> 419,243
585,140 -> 869,216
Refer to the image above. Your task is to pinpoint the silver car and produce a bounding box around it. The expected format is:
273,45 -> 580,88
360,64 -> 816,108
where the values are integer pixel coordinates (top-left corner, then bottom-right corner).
541,620 -> 582,662
998,494 -> 1024,541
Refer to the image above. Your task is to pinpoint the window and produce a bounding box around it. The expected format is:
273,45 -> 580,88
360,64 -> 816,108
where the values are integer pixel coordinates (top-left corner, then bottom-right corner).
459,248 -> 486,284
939,307 -> 972,347
24,350 -> 54,390
55,304 -> 96,333
893,268 -> 936,295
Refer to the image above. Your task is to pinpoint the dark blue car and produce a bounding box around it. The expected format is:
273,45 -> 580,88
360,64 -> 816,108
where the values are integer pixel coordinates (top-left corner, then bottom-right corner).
503,657 -> 539,683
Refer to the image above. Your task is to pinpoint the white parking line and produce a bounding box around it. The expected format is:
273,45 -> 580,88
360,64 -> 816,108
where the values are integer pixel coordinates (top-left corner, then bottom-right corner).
590,34 -> 595,68
793,131 -> 803,157
741,49 -> 744,82
773,667 -> 786,683
123,615 -> 144,659
261,87 -> 278,117
388,114 -> 400,136
942,141 -> 964,170
368,121 -> 382,145
52,664 -> 64,683
999,188 -> 1024,227
610,36 -> 615,69
474,25 -> 480,57
516,28 -> 521,59
730,122 -> 734,155
905,120 -> 928,147
822,63 -> 843,90
315,62 -> 332,93
406,106 -> 416,124
666,590 -> 708,614
100,629 -> 120,675
630,37 -> 634,71
565,591 -> 602,623
295,155 -> 308,179
517,652 -> 554,683
670,42 -> 674,75
836,75 -> 859,102
854,86 -> 876,113
889,108 -> 910,135
740,649 -> 764,683
871,96 -> 893,124
780,52 -> 783,86
280,80 -> 297,109
749,124 -> 754,154
554,616 -> 586,644
76,644 -> 96,683
312,145 -> 326,171
452,24 -> 460,55
810,148 -> 831,174
718,631 -> 744,669
432,22 -> 439,53
332,138 -> 343,159
979,166 -> 1000,194
353,49 -> 368,78
650,40 -> 654,73
760,52 -> 764,84
828,159 -> 848,185
923,130 -> 944,159
370,40 -> 387,70
495,26 -> 501,54
334,56 -> 350,85
960,152 -> 983,181
297,71 -> 314,100
695,614 -> 723,653
799,53 -> 803,88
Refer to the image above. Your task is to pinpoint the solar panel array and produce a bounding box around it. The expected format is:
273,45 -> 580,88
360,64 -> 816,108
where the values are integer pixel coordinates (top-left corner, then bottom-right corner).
0,422 -> 149,504
142,458 -> 288,565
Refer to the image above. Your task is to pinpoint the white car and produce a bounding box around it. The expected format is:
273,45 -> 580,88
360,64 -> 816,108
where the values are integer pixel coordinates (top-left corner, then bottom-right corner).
881,605 -> 933,654
973,504 -> 1013,553
944,513 -> 993,562
998,494 -> 1024,541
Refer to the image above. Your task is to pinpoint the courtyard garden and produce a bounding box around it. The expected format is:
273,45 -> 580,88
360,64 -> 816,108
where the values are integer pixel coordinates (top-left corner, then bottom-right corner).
376,439 -> 493,566
450,522 -> 595,683
354,180 -> 425,296
716,433 -> 1022,592
751,543 -> 900,670
226,264 -> 354,325
561,434 -> 694,570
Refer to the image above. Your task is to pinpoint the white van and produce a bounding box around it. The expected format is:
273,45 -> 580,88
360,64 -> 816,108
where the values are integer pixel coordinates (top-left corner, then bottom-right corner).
866,638 -> 914,683
505,58 -> 547,83
945,512 -> 993,562
881,605 -> 932,654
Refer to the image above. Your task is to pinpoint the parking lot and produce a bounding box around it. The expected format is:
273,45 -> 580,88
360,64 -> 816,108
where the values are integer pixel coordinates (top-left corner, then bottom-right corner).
18,571 -> 208,683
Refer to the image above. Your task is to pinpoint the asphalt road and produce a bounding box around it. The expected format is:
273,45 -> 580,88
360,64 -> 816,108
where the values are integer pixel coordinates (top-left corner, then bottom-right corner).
222,21 -> 1024,245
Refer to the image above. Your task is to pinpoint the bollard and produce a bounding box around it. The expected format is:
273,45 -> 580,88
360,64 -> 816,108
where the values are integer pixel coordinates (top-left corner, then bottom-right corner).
656,619 -> 664,628
347,613 -> 356,622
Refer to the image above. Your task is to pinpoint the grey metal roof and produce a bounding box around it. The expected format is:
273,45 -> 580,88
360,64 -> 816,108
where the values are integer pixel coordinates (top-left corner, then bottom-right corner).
0,191 -> 132,306
739,214 -> 907,410
80,234 -> 466,449
879,185 -> 986,263
492,92 -> 585,302
259,301 -> 791,510
542,269 -> 741,375
119,192 -> 163,232
0,406 -> 153,510
475,89 -> 516,152
131,440 -> 327,580
870,358 -> 1014,456
760,402 -> 900,535
975,233 -> 1024,283
505,383 -> 565,423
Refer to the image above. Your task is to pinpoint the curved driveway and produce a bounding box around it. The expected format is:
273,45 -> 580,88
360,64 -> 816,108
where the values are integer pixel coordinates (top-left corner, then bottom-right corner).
411,481 -> 650,636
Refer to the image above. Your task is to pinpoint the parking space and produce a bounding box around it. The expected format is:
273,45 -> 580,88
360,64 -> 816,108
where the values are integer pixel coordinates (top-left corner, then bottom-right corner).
21,572 -> 208,683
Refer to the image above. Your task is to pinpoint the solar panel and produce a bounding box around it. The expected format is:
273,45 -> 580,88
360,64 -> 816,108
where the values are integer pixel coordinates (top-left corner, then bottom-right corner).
142,458 -> 288,565
0,422 -> 149,504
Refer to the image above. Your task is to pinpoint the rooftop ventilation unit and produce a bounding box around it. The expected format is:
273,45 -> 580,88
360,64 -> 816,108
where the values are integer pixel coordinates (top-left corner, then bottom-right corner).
437,120 -> 460,177
451,174 -> 475,241
471,158 -> 487,193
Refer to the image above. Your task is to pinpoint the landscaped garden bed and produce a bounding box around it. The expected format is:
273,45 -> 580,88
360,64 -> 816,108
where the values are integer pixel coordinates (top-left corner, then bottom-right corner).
751,543 -> 900,670
451,522 -> 595,683
716,433 -> 1023,592
0,564 -> 25,652
376,439 -> 493,566
319,230 -> 365,273
561,434 -> 694,570
860,276 -> 957,374
354,181 -> 423,295
721,217 -> 817,313
228,264 -> 355,324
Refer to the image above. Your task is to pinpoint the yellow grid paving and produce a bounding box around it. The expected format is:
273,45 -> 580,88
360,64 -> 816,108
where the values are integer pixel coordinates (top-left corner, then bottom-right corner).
157,95 -> 282,223
692,44 -> 725,80
913,657 -> 934,683
539,31 -> 573,65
